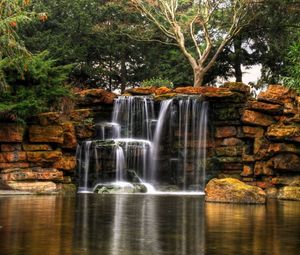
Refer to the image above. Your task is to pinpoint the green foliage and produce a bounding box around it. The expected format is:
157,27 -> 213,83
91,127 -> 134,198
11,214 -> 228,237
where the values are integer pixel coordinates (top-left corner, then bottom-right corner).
0,0 -> 36,90
282,33 -> 300,92
0,51 -> 72,121
141,77 -> 174,88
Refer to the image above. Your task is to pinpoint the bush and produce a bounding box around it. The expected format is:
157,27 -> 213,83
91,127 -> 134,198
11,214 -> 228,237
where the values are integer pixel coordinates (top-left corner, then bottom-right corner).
0,51 -> 73,121
141,77 -> 174,89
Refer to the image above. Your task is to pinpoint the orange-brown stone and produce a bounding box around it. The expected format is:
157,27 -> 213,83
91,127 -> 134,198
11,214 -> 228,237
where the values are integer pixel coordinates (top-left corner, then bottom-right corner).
205,178 -> 266,204
221,138 -> 244,146
26,150 -> 62,163
36,112 -> 62,126
70,109 -> 93,122
62,122 -> 77,149
173,86 -> 202,94
241,165 -> 253,177
242,110 -> 275,127
125,87 -> 156,95
215,126 -> 237,138
29,125 -> 64,144
268,143 -> 300,155
75,124 -> 95,139
0,124 -> 25,142
0,152 -> 27,163
258,85 -> 296,105
53,155 -> 76,171
0,168 -> 64,182
5,181 -> 58,193
246,100 -> 283,115
254,162 -> 273,176
242,126 -> 264,138
76,89 -> 117,105
22,144 -> 52,151
155,87 -> 172,95
0,144 -> 21,152
266,125 -> 300,141
0,162 -> 30,169
269,154 -> 300,171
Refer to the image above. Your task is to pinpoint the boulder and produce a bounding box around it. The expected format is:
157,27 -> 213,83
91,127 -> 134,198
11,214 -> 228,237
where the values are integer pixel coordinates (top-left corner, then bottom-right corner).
0,144 -> 21,152
242,126 -> 264,138
205,178 -> 266,204
5,181 -> 58,193
26,150 -> 62,163
0,152 -> 27,163
215,126 -> 237,138
29,125 -> 64,144
278,187 -> 300,201
0,180 -> 13,190
0,124 -> 25,142
258,85 -> 296,105
0,168 -> 64,182
242,110 -> 275,127
76,89 -> 117,105
246,100 -> 283,115
53,155 -> 76,171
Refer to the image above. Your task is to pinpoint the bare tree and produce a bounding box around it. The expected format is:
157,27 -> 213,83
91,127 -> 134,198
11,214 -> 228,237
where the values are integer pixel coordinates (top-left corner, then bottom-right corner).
130,0 -> 255,87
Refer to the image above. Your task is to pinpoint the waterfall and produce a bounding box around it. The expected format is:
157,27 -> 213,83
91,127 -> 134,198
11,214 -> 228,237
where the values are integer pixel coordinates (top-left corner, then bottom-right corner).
76,94 -> 209,192
76,141 -> 92,192
177,98 -> 208,191
150,99 -> 173,183
112,96 -> 154,139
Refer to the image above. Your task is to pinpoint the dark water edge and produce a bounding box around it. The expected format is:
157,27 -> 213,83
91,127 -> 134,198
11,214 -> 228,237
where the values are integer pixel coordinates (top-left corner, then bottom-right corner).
0,194 -> 299,255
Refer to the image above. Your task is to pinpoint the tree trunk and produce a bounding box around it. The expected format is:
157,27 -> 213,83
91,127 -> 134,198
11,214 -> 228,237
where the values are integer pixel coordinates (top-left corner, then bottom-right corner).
233,38 -> 243,82
193,67 -> 205,87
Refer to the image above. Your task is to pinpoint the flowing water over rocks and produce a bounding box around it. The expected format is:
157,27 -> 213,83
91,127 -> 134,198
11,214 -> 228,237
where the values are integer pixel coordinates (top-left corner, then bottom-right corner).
76,95 -> 208,193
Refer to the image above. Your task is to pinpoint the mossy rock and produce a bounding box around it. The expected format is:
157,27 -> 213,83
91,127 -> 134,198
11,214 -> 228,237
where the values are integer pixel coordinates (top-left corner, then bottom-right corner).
205,178 -> 266,204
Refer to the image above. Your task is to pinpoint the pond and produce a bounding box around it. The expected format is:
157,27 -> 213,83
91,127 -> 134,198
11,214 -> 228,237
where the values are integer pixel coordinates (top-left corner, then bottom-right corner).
0,194 -> 299,255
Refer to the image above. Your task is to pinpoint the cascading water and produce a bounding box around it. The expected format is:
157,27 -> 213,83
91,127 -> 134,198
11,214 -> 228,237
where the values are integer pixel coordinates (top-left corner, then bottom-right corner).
76,94 -> 209,193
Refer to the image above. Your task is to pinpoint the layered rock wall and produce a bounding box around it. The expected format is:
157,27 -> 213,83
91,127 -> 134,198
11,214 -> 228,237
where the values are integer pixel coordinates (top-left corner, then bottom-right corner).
0,84 -> 300,199
0,89 -> 116,193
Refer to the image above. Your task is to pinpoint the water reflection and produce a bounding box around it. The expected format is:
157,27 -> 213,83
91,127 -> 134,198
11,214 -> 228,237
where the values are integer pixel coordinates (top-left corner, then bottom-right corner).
0,195 -> 299,255
74,195 -> 205,255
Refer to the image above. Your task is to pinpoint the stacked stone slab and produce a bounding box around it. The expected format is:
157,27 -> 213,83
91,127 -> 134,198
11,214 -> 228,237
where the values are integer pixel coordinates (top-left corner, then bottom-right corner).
0,89 -> 116,194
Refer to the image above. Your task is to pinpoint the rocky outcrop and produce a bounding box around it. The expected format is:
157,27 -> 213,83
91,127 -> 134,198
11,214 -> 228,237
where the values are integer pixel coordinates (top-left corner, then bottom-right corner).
278,187 -> 300,201
29,125 -> 64,144
76,89 -> 117,105
205,178 -> 266,204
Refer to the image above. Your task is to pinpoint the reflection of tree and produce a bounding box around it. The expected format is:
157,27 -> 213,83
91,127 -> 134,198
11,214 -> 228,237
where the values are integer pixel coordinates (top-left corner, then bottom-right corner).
0,196 -> 75,255
205,201 -> 300,255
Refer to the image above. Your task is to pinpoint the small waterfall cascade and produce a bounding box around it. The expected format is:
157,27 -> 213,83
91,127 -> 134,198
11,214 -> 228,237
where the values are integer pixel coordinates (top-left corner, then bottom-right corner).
76,94 -> 209,192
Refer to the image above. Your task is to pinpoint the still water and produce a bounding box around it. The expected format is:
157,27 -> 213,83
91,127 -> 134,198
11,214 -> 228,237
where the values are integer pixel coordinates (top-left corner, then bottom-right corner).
0,194 -> 299,255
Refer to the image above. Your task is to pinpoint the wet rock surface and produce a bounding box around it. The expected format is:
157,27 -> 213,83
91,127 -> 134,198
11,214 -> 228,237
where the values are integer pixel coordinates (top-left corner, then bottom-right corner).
205,178 -> 266,204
